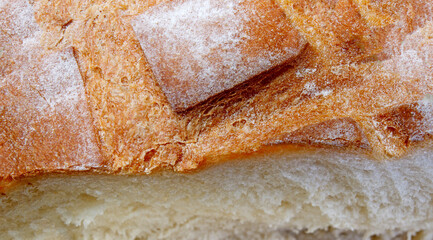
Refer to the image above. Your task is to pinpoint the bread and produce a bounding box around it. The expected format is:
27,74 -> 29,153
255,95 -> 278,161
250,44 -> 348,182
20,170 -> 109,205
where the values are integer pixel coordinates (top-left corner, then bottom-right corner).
131,0 -> 306,111
1,0 -> 433,239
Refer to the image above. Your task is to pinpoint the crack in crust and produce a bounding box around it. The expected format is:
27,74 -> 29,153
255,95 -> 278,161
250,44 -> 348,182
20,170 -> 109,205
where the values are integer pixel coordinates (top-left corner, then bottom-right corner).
1,0 -> 433,179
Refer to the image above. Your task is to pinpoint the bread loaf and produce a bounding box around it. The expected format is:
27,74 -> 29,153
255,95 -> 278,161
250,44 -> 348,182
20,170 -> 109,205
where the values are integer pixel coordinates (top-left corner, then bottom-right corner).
1,0 -> 433,239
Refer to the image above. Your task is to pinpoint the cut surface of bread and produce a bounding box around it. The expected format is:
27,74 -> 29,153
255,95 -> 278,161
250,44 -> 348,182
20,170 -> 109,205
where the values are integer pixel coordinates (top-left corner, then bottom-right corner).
2,144 -> 433,239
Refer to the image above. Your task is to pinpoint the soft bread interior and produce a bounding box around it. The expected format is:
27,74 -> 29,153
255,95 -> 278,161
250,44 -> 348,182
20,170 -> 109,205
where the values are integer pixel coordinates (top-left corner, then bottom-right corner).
1,144 -> 433,240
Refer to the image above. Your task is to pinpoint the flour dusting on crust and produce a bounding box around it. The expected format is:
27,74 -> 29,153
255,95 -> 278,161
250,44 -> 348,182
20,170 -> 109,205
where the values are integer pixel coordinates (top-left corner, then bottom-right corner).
0,0 -> 103,178
132,0 -> 305,110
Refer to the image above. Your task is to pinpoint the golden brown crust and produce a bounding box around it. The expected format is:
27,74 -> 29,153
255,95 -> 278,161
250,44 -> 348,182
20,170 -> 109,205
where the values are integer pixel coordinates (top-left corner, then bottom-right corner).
265,117 -> 371,149
0,0 -> 104,181
1,0 -> 433,181
131,0 -> 306,111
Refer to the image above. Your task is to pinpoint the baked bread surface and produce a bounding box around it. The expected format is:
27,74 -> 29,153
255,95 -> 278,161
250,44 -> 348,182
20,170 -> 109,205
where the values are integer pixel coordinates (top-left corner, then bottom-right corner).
2,1 -> 433,239
1,0 -> 433,180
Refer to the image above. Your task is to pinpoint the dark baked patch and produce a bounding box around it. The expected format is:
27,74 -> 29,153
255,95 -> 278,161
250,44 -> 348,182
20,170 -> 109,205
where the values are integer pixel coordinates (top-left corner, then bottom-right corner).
265,117 -> 371,150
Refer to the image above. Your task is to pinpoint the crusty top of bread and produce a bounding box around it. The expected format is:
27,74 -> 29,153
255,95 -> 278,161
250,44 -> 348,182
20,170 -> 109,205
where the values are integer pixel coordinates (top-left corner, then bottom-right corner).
1,0 -> 433,182
131,0 -> 306,111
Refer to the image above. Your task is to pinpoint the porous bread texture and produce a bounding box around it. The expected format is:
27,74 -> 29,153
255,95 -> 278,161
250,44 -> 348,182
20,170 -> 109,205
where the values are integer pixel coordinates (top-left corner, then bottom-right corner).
2,1 -> 433,238
2,144 -> 433,240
